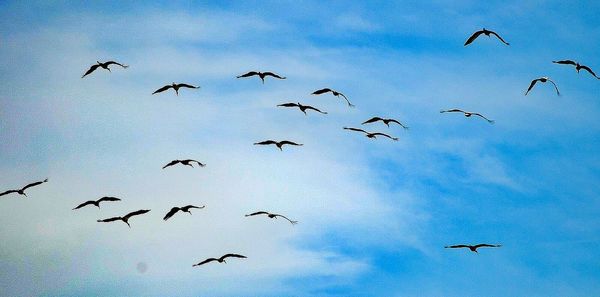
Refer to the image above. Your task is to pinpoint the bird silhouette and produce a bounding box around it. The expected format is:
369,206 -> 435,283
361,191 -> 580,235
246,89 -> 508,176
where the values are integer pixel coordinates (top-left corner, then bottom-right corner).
525,77 -> 560,96
277,102 -> 327,115
464,28 -> 510,46
254,140 -> 303,151
162,159 -> 206,169
343,127 -> 398,141
362,117 -> 408,129
82,61 -> 128,78
440,109 -> 494,123
73,196 -> 121,210
152,83 -> 199,96
245,211 -> 298,225
552,60 -> 600,79
311,88 -> 354,107
236,71 -> 286,83
0,178 -> 48,197
193,254 -> 247,267
97,209 -> 151,228
163,205 -> 205,221
444,244 -> 502,253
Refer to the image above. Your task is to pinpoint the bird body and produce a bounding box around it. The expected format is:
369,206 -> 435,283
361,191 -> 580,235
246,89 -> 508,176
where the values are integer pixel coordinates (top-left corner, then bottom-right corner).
236,71 -> 286,83
464,28 -> 509,46
254,140 -> 303,151
553,60 -> 599,79
163,205 -> 205,221
193,254 -> 247,267
311,88 -> 354,107
97,209 -> 151,227
82,61 -> 128,78
525,77 -> 560,96
362,117 -> 408,129
73,196 -> 121,210
162,159 -> 206,169
440,109 -> 494,124
343,127 -> 398,141
444,244 -> 501,253
245,211 -> 298,225
152,83 -> 199,95
277,102 -> 327,115
0,179 -> 48,197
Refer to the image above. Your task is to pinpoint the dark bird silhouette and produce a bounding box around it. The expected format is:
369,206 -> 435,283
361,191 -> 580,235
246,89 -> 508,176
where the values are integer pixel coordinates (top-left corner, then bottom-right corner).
163,205 -> 205,221
464,28 -> 510,46
152,83 -> 199,96
362,117 -> 408,129
440,109 -> 494,123
0,179 -> 48,197
73,196 -> 121,210
193,254 -> 247,267
525,77 -> 560,96
245,211 -> 298,225
311,88 -> 354,107
82,61 -> 128,78
444,244 -> 502,253
236,71 -> 286,83
552,60 -> 600,79
97,209 -> 151,228
254,140 -> 303,151
277,102 -> 327,115
162,159 -> 206,169
343,127 -> 398,141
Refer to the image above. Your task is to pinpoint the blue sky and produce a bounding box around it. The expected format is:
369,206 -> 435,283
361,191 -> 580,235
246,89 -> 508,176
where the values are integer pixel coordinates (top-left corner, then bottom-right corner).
1,1 -> 600,296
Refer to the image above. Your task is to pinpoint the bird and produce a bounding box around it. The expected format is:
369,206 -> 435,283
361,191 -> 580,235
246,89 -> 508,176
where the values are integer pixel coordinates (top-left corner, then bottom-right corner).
73,196 -> 121,210
343,127 -> 398,141
245,211 -> 298,225
152,83 -> 199,96
81,61 -> 128,78
162,159 -> 206,169
362,117 -> 409,129
552,60 -> 599,79
163,205 -> 205,221
311,88 -> 354,107
254,140 -> 303,151
0,179 -> 48,197
236,71 -> 286,83
444,244 -> 502,253
464,28 -> 510,46
525,77 -> 560,96
440,109 -> 494,123
193,254 -> 247,267
277,102 -> 327,115
97,209 -> 151,228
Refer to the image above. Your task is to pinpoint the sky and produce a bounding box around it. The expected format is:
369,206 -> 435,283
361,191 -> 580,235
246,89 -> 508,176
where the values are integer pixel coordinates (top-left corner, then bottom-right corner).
1,1 -> 600,296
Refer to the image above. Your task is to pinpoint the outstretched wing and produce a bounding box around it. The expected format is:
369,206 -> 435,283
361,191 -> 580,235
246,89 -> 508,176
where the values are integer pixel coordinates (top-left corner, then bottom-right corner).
237,71 -> 259,78
177,83 -> 199,89
444,245 -> 470,249
311,88 -> 333,95
525,79 -> 539,95
22,179 -> 48,191
163,207 -> 180,221
336,92 -> 354,107
73,200 -> 95,210
193,258 -> 218,267
472,113 -> 495,124
464,30 -> 484,46
277,103 -> 299,108
182,205 -> 204,212
82,64 -> 101,78
489,31 -> 510,45
371,133 -> 399,141
262,72 -> 286,79
362,117 -> 383,125
105,61 -> 129,68
246,211 -> 270,217
547,79 -> 560,96
474,244 -> 501,248
274,214 -> 298,225
552,60 -> 577,66
123,209 -> 151,220
304,105 -> 327,114
186,159 -> 206,167
388,119 -> 409,129
97,216 -> 122,223
220,254 -> 247,261
254,140 -> 278,146
343,127 -> 369,134
440,109 -> 465,114
580,65 -> 600,79
152,85 -> 172,94
162,160 -> 180,169
0,189 -> 19,197
98,196 -> 121,202
279,141 -> 303,146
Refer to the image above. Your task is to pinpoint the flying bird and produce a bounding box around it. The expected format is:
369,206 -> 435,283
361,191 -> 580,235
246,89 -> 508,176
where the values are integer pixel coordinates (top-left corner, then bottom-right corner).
254,140 -> 303,151
362,117 -> 408,129
277,102 -> 327,115
193,254 -> 247,267
81,61 -> 128,78
343,127 -> 398,141
73,196 -> 121,210
97,209 -> 151,228
236,71 -> 286,83
152,83 -> 199,96
162,159 -> 206,169
440,109 -> 494,123
444,244 -> 502,253
525,77 -> 560,96
163,205 -> 205,221
552,60 -> 600,79
0,178 -> 48,197
311,88 -> 354,107
464,28 -> 510,46
245,211 -> 298,225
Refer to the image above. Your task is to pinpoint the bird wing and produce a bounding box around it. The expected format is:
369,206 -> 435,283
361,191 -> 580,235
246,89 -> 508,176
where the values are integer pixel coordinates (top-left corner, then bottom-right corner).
73,200 -> 95,210
152,85 -> 172,94
185,159 -> 206,167
525,79 -> 539,95
274,214 -> 298,224
163,207 -> 180,221
344,127 -> 369,134
97,216 -> 122,223
0,190 -> 18,197
262,72 -> 286,79
21,179 -> 48,191
81,64 -> 101,78
388,119 -> 409,129
371,132 -> 399,141
177,83 -> 199,89
220,254 -> 247,261
464,30 -> 484,46
105,61 -> 128,68
279,141 -> 303,146
254,140 -> 278,145
489,31 -> 510,45
552,60 -> 577,66
304,105 -> 327,114
580,65 -> 600,79
98,196 -> 121,202
277,103 -> 299,108
311,88 -> 332,95
162,160 -> 180,169
182,205 -> 205,211
193,258 -> 218,266
547,78 -> 561,96
337,92 -> 354,107
123,209 -> 151,220
237,71 -> 259,78
440,109 -> 465,114
362,117 -> 383,125
246,211 -> 270,217
474,244 -> 501,248
444,245 -> 470,249
472,113 -> 495,123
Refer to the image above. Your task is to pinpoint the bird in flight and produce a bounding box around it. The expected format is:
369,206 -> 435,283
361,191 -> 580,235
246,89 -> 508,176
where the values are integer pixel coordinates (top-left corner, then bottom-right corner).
464,28 -> 510,46
236,71 -> 286,84
444,244 -> 502,253
73,196 -> 121,210
552,60 -> 600,79
343,127 -> 398,141
0,179 -> 48,197
193,254 -> 247,267
254,140 -> 303,151
277,102 -> 327,115
81,61 -> 128,78
163,205 -> 205,221
525,77 -> 560,96
362,117 -> 409,129
311,88 -> 354,107
152,83 -> 199,96
162,159 -> 206,169
97,209 -> 151,228
440,109 -> 494,124
245,211 -> 298,225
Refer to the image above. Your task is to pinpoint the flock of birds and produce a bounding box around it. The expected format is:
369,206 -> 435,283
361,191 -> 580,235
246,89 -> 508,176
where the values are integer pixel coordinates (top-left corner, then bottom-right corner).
2,27 -> 600,271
